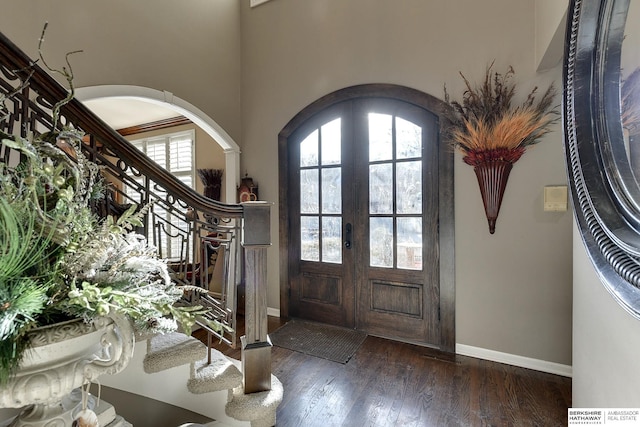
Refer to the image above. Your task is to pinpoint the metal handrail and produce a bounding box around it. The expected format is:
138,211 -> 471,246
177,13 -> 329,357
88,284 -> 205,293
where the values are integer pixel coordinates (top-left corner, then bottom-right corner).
0,30 -> 243,347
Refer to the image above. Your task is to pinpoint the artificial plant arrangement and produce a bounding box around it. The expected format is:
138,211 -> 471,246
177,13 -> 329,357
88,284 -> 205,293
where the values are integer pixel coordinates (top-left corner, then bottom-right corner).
0,27 -> 214,384
444,62 -> 559,233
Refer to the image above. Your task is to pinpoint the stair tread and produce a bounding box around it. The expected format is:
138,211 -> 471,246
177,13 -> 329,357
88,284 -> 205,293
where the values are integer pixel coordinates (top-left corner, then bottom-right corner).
225,374 -> 283,423
187,352 -> 243,394
143,332 -> 207,373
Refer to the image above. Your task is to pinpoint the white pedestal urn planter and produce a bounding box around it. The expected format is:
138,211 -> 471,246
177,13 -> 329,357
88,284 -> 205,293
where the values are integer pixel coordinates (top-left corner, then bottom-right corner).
0,314 -> 135,427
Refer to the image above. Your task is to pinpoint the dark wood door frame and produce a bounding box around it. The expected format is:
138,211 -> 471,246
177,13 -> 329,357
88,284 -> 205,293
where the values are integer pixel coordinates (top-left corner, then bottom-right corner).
278,83 -> 456,353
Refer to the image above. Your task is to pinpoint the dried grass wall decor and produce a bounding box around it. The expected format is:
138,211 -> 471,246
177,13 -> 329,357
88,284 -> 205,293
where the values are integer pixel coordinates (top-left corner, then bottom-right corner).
444,62 -> 559,233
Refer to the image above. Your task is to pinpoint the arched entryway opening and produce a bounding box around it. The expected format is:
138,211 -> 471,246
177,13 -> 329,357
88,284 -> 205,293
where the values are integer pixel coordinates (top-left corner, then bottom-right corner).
76,85 -> 241,204
278,84 -> 455,352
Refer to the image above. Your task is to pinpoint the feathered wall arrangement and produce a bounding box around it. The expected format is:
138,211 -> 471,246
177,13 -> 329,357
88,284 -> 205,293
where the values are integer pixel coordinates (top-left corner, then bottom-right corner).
444,62 -> 559,233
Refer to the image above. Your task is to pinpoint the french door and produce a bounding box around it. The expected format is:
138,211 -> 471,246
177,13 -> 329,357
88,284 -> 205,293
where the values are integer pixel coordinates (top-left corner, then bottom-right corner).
283,94 -> 443,345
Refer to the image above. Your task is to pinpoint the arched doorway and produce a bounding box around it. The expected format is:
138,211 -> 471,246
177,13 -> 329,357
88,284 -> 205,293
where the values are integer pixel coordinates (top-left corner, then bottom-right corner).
75,85 -> 241,204
278,84 -> 455,352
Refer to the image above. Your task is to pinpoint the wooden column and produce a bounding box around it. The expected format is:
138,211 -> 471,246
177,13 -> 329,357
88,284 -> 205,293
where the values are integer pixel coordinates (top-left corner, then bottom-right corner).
241,201 -> 272,393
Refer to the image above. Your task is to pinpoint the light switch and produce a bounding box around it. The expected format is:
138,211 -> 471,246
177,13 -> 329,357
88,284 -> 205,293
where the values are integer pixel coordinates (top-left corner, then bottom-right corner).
544,185 -> 568,212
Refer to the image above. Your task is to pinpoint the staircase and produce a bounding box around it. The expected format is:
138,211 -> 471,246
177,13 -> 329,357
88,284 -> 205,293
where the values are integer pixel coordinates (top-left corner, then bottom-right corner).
100,332 -> 282,426
0,30 -> 282,426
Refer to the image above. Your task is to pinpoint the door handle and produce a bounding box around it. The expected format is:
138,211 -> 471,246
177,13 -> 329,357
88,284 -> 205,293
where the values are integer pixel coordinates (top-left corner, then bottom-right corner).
345,223 -> 352,249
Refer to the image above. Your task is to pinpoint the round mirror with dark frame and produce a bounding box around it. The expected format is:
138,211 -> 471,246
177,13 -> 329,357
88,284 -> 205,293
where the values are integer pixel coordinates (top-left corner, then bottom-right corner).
564,0 -> 640,318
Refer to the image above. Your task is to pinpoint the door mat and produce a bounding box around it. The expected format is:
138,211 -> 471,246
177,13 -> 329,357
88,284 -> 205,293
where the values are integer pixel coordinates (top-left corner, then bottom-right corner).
269,319 -> 367,364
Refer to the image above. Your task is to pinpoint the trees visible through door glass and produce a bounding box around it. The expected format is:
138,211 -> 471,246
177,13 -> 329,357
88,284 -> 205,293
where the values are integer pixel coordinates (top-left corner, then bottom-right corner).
369,163 -> 393,214
370,217 -> 393,267
301,216 -> 319,261
369,113 -> 393,161
322,216 -> 342,263
299,118 -> 343,264
300,130 -> 319,167
397,217 -> 422,270
396,117 -> 422,159
321,167 -> 341,214
367,113 -> 423,270
300,169 -> 319,213
321,119 -> 341,165
396,161 -> 421,214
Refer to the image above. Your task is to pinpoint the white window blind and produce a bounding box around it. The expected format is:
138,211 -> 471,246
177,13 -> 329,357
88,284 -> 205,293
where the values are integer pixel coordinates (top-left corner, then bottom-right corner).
170,135 -> 193,172
125,130 -> 195,260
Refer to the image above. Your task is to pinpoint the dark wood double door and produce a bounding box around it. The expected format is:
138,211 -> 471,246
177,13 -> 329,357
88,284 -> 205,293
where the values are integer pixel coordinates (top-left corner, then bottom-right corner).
284,94 -> 444,346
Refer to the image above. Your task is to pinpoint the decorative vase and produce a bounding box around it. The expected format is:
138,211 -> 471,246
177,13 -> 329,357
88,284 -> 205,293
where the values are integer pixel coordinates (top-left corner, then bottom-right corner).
473,160 -> 513,234
197,169 -> 223,201
204,184 -> 221,201
237,176 -> 258,203
0,315 -> 134,427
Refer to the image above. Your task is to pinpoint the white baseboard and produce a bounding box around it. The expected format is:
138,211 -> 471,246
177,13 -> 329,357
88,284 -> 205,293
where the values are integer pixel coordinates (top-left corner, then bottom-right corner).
267,307 -> 280,317
260,310 -> 570,377
456,343 -> 572,378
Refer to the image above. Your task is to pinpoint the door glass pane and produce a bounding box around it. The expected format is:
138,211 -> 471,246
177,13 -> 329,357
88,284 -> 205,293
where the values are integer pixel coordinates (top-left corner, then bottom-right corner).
396,160 -> 422,214
396,117 -> 422,159
321,118 -> 341,165
370,217 -> 393,267
322,216 -> 342,264
300,129 -> 319,167
322,167 -> 342,214
301,216 -> 319,261
397,217 -> 422,270
300,169 -> 319,214
370,163 -> 393,214
369,113 -> 393,161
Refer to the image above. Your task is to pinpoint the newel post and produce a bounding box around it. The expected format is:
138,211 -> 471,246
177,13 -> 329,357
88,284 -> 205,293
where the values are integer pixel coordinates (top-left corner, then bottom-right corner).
241,201 -> 272,393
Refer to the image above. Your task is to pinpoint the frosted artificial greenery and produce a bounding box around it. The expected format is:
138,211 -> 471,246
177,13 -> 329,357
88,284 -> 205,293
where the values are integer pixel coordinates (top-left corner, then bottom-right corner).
0,25 -> 225,383
0,197 -> 56,379
0,129 -> 216,384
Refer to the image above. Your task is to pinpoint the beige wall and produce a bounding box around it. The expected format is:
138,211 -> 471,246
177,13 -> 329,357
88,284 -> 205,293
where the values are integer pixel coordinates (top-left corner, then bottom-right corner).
0,0 -> 242,142
0,0 -> 572,366
535,0 -> 569,70
241,0 -> 572,365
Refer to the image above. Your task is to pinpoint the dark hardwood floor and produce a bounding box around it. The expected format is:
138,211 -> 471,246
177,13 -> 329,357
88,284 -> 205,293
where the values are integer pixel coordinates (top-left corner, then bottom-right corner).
196,316 -> 571,427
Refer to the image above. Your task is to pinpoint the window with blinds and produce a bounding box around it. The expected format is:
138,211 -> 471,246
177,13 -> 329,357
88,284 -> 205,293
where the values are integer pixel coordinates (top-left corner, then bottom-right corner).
126,130 -> 195,260
131,131 -> 195,188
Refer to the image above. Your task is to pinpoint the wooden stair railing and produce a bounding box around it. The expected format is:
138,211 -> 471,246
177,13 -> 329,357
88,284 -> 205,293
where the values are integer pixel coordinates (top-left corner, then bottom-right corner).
0,30 -> 273,394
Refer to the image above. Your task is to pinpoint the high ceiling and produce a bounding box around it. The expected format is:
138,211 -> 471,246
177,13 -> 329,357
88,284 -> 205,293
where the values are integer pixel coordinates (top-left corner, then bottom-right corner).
82,98 -> 181,130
